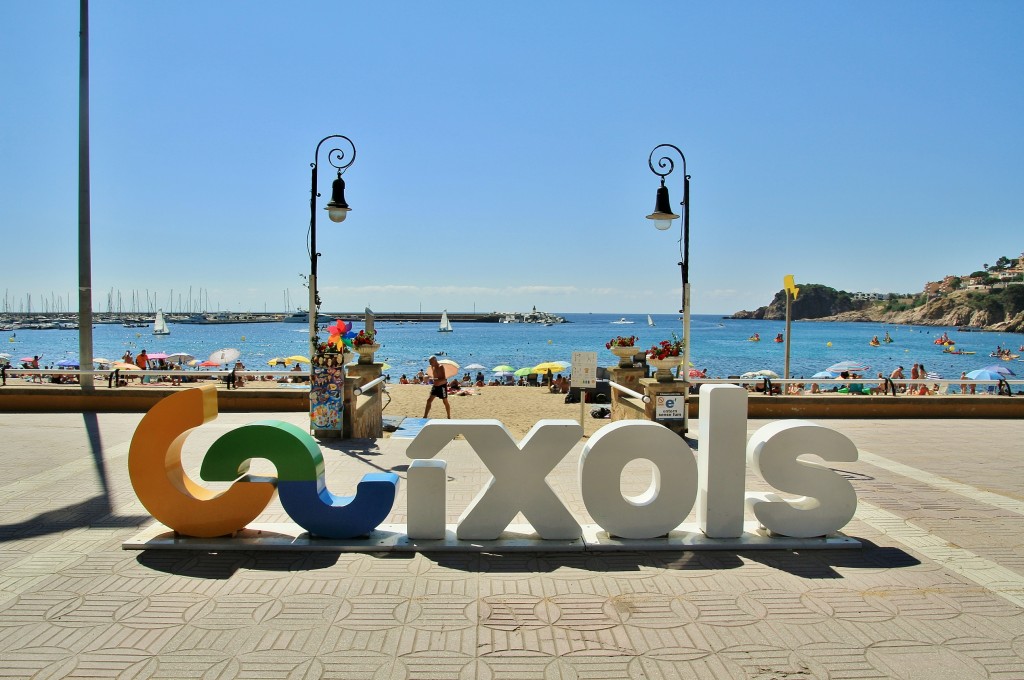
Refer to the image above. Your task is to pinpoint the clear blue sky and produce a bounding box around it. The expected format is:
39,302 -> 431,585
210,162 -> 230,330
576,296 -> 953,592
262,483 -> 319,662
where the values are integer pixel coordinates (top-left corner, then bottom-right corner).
2,2 -> 1022,315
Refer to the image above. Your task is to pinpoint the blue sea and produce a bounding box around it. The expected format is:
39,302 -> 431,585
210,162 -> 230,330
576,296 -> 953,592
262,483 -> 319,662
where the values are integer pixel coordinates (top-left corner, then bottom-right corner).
6,314 -> 1022,380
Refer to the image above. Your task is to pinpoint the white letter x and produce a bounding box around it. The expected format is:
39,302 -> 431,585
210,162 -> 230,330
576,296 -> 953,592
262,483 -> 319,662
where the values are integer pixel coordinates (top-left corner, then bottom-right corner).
407,419 -> 583,540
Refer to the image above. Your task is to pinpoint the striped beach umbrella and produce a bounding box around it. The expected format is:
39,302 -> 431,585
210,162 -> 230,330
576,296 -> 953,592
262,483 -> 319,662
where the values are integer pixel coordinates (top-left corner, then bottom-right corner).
826,361 -> 870,373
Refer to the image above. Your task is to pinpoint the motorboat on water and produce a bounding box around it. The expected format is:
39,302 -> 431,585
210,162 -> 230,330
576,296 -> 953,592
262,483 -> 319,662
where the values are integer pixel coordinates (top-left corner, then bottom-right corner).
611,317 -> 635,324
283,309 -> 331,323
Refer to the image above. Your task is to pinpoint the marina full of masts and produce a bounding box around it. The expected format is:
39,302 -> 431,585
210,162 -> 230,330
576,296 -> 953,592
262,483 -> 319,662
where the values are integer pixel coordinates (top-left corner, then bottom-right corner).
0,308 -> 568,330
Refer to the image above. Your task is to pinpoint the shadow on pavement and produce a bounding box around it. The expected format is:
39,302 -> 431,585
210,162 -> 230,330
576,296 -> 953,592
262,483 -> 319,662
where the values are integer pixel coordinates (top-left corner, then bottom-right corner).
0,495 -> 150,541
131,539 -> 918,580
136,549 -> 343,580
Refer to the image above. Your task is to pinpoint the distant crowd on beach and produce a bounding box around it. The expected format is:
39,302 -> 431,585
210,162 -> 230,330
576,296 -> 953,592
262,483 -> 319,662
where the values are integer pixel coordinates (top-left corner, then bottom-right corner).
397,369 -> 571,394
780,362 -> 1012,396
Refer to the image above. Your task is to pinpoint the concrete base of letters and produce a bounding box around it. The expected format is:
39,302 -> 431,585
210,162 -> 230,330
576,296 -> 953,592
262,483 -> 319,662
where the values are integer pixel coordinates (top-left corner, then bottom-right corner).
123,521 -> 861,552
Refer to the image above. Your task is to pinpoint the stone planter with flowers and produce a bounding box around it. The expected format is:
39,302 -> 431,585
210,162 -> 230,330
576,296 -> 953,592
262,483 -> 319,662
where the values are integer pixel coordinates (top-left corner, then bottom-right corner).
646,335 -> 685,382
606,335 -> 639,368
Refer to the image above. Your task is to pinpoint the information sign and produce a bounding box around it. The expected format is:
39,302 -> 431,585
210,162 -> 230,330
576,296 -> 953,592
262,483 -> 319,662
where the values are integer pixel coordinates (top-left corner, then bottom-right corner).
655,394 -> 685,420
570,351 -> 598,389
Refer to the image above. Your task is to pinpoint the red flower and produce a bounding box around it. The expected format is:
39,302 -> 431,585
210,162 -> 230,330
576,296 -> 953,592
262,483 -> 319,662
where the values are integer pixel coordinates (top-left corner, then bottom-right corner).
352,329 -> 377,347
646,335 -> 684,360
605,335 -> 638,349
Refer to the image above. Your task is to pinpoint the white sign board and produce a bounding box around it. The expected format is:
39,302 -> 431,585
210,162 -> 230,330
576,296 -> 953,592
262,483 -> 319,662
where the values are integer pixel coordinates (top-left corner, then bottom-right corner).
655,394 -> 685,420
570,351 -> 598,389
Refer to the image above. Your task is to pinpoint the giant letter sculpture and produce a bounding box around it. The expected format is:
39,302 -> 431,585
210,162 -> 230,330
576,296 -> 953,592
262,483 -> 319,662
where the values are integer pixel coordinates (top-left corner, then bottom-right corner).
201,420 -> 398,539
745,420 -> 858,538
407,419 -> 582,540
128,384 -> 275,537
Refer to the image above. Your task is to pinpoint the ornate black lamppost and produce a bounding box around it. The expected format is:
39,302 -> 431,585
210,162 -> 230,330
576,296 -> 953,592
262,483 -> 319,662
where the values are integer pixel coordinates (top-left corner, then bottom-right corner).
309,135 -> 356,357
646,143 -> 691,432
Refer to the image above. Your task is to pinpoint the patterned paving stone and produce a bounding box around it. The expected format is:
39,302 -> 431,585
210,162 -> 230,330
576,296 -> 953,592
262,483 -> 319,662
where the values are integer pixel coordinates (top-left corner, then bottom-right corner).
2,412 -> 1024,676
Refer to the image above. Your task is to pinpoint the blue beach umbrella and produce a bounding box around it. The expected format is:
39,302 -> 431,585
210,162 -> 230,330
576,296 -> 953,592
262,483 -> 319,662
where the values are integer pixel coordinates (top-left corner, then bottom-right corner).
57,358 -> 80,368
981,364 -> 1015,376
965,369 -> 1005,381
811,371 -> 838,379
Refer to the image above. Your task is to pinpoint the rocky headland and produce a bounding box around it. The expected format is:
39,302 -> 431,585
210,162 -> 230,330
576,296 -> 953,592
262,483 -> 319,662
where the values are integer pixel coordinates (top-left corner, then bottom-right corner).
731,286 -> 1024,333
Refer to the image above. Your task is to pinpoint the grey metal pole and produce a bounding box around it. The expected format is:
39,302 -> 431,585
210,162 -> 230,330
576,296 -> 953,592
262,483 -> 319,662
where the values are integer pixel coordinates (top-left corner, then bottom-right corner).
77,0 -> 95,392
308,158 -> 318,359
680,174 -> 690,435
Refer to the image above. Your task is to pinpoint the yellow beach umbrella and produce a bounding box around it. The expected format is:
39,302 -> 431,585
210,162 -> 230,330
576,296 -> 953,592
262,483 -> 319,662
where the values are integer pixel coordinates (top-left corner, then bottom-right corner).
533,361 -> 569,374
267,357 -> 289,366
287,355 -> 311,364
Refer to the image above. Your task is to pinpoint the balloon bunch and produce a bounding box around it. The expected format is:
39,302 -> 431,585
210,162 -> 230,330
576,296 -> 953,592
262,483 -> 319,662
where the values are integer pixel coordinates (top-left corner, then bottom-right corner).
326,320 -> 358,351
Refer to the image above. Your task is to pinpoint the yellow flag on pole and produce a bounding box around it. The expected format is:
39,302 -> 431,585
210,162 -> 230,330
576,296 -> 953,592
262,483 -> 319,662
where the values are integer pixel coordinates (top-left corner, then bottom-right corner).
783,274 -> 799,300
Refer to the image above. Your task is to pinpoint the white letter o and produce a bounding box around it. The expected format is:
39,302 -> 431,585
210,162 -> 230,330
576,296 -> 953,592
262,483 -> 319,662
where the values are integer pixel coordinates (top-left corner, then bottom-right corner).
579,421 -> 697,539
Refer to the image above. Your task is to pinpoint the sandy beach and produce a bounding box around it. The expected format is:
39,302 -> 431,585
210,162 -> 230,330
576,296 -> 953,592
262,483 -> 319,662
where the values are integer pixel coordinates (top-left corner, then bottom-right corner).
382,383 -> 611,439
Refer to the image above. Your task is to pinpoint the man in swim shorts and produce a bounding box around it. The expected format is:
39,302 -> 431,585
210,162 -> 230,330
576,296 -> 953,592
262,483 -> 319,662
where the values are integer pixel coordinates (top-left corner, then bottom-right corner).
423,356 -> 452,418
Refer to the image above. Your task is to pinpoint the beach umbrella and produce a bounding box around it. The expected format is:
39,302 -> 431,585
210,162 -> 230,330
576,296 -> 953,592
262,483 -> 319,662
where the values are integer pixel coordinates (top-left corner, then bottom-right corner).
464,363 -> 486,371
380,362 -> 392,371
112,362 -> 139,370
429,359 -> 460,379
0,353 -> 11,360
198,360 -> 222,368
741,369 -> 779,379
57,358 -> 80,368
267,357 -> 289,366
286,355 -> 311,364
186,359 -> 202,367
146,352 -> 169,360
165,352 -> 195,363
826,361 -> 870,373
981,364 -> 1015,376
492,364 -> 515,372
93,357 -> 113,365
811,371 -> 838,379
533,361 -> 569,374
688,368 -> 707,378
966,369 -> 1005,381
514,367 -> 535,377
209,348 -> 241,365
493,371 -> 514,379
925,371 -> 942,380
19,357 -> 35,363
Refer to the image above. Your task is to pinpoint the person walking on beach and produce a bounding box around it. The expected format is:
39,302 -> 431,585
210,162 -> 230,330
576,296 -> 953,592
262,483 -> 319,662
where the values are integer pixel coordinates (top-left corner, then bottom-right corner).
423,356 -> 451,419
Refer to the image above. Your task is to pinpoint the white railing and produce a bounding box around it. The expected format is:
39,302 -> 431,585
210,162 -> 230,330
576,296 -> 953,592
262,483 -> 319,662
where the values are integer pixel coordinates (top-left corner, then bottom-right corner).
608,381 -> 651,403
353,375 -> 386,396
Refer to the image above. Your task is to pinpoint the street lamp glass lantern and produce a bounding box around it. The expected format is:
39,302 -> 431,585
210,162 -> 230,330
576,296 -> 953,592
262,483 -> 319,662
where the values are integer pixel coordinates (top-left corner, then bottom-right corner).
646,181 -> 679,230
325,175 -> 351,223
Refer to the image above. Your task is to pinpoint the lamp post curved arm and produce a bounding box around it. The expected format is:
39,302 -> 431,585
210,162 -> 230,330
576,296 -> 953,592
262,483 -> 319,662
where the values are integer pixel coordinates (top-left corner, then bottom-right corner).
647,143 -> 691,433
308,134 -> 356,357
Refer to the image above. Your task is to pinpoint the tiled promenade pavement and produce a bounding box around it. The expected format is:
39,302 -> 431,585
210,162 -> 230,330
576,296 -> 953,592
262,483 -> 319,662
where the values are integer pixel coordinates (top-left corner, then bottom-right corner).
0,410 -> 1022,679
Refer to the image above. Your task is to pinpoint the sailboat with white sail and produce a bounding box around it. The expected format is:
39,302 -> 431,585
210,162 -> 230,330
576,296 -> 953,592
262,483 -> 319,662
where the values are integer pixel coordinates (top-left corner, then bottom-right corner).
647,314 -> 655,327
152,309 -> 170,335
438,309 -> 453,333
